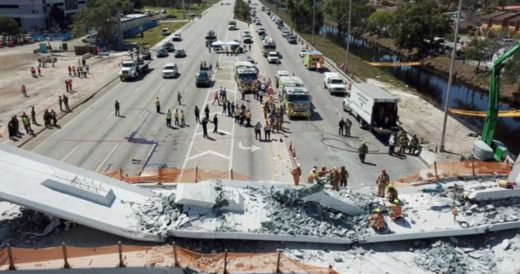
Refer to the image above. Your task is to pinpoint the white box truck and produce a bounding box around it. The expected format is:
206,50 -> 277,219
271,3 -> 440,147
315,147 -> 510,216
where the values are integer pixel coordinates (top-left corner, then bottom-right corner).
342,83 -> 398,133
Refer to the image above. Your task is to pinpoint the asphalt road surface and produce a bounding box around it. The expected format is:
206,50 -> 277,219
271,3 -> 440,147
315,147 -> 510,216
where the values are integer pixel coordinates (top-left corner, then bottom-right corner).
22,0 -> 425,188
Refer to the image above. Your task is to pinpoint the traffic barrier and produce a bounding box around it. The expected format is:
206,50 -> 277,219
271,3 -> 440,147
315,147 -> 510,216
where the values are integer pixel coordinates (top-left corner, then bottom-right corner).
103,167 -> 249,184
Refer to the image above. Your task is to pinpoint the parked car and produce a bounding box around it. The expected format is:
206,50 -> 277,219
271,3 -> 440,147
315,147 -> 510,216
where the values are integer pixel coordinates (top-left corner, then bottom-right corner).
161,28 -> 170,36
172,33 -> 182,41
299,48 -> 308,57
287,35 -> 297,44
243,35 -> 253,44
174,49 -> 186,58
162,42 -> 175,52
267,51 -> 280,63
195,69 -> 212,87
156,48 -> 168,57
162,63 -> 179,78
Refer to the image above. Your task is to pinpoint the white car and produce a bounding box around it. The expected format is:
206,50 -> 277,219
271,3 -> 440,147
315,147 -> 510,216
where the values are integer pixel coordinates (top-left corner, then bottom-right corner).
299,48 -> 308,57
162,63 -> 179,78
267,51 -> 280,63
172,33 -> 182,41
161,28 -> 170,36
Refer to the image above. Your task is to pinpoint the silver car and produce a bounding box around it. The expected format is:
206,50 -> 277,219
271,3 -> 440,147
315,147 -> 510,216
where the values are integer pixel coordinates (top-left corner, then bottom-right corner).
162,63 -> 179,78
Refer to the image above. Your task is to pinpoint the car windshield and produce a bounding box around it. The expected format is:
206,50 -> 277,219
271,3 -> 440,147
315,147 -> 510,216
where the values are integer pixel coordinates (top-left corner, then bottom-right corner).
122,63 -> 133,68
269,53 -> 277,57
287,95 -> 310,102
164,66 -> 176,70
238,73 -> 257,81
330,79 -> 344,84
177,50 -> 184,53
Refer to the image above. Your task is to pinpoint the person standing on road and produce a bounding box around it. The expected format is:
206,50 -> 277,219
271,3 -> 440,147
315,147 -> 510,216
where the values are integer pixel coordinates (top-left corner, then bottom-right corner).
264,121 -> 271,141
388,133 -> 395,155
358,141 -> 368,163
213,114 -> 218,133
254,120 -> 262,140
291,163 -> 302,186
338,118 -> 345,136
201,117 -> 209,138
114,100 -> 120,117
21,84 -> 28,97
330,167 -> 340,191
376,169 -> 390,198
222,101 -> 227,115
155,97 -> 161,113
340,166 -> 349,188
21,112 -> 33,135
180,110 -> 185,126
31,106 -> 37,125
204,105 -> 210,121
174,109 -> 179,127
166,109 -> 172,127
212,90 -> 220,105
345,118 -> 352,137
194,106 -> 200,123
177,91 -> 182,106
59,96 -> 63,111
63,94 -> 70,112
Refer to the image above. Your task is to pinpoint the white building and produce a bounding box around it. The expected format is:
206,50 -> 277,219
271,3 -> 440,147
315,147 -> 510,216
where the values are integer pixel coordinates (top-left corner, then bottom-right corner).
0,0 -> 88,32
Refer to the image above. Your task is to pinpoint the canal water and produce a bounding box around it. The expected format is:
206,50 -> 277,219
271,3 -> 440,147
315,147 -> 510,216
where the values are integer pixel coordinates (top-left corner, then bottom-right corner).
320,25 -> 520,156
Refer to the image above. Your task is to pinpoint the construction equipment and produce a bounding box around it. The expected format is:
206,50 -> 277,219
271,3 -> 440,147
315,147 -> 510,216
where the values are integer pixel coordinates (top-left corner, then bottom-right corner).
473,42 -> 520,161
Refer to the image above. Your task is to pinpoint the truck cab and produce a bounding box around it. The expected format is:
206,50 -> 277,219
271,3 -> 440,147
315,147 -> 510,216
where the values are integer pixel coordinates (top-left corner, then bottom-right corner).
283,87 -> 312,119
119,58 -> 150,81
323,72 -> 348,95
343,83 -> 398,133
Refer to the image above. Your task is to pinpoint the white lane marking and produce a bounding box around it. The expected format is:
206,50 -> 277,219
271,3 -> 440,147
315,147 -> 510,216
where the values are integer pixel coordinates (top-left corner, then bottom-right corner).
96,144 -> 120,172
105,110 -> 115,120
238,142 -> 261,152
132,87 -> 142,94
32,82 -> 121,152
61,144 -> 79,162
228,57 -> 239,172
188,150 -> 230,161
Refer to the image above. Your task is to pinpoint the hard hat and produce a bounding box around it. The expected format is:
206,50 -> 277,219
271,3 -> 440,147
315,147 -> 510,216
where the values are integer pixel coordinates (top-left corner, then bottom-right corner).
388,183 -> 394,189
373,208 -> 381,213
394,199 -> 400,204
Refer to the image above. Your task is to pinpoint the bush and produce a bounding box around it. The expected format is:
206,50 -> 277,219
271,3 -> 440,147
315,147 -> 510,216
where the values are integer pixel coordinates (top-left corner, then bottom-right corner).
234,0 -> 250,21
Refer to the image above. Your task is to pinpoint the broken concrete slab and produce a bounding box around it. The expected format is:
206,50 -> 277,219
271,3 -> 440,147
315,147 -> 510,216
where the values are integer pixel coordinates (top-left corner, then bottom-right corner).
468,188 -> 520,202
175,183 -> 218,208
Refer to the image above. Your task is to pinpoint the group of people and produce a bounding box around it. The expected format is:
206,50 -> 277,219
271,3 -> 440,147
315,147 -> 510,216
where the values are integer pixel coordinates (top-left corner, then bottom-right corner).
67,59 -> 89,78
388,129 -> 420,156
199,61 -> 213,72
304,166 -> 350,190
369,169 -> 402,231
338,118 -> 353,137
250,78 -> 273,103
7,113 -> 35,140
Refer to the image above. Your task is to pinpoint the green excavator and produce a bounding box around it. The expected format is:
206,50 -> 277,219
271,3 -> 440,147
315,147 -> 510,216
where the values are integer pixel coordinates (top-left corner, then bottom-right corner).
473,42 -> 520,161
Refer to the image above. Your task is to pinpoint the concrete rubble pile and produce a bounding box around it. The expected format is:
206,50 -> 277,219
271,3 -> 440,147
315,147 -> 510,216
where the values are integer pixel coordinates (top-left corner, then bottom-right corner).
5,209 -> 74,241
253,182 -> 371,239
335,188 -> 380,212
413,240 -> 496,273
130,193 -> 184,238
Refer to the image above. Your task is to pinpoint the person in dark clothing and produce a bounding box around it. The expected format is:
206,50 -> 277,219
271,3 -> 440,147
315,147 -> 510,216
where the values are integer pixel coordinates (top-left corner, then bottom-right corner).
31,106 -> 37,125
155,97 -> 160,113
201,117 -> 209,138
115,100 -> 120,117
213,114 -> 218,133
59,96 -> 63,111
204,105 -> 210,121
63,94 -> 70,112
338,118 -> 345,136
194,106 -> 200,123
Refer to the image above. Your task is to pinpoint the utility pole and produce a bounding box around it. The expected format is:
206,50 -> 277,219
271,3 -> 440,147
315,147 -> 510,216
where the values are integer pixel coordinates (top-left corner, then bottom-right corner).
311,0 -> 316,45
440,0 -> 463,152
116,1 -> 123,51
344,0 -> 352,73
182,0 -> 186,19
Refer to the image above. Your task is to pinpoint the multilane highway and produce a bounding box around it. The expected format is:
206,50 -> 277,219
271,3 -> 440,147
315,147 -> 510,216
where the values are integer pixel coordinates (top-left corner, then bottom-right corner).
23,0 -> 425,188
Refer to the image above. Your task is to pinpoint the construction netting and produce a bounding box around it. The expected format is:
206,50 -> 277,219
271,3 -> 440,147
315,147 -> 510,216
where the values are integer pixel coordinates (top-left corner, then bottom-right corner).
398,159 -> 512,184
0,244 -> 336,273
104,168 -> 249,184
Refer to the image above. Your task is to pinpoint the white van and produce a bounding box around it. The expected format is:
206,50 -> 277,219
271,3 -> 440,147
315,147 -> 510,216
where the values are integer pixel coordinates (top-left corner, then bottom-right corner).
161,28 -> 170,36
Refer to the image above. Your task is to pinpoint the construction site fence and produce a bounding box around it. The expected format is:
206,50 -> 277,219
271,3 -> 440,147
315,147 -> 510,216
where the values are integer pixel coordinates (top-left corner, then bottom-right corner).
104,167 -> 249,184
398,159 -> 512,185
0,243 -> 336,273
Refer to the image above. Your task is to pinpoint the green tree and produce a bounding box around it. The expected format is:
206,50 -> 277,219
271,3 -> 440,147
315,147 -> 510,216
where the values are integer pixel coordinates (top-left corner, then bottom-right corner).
392,1 -> 451,55
287,0 -> 323,33
0,15 -> 19,35
234,0 -> 250,21
463,37 -> 499,73
366,10 -> 396,37
324,0 -> 374,33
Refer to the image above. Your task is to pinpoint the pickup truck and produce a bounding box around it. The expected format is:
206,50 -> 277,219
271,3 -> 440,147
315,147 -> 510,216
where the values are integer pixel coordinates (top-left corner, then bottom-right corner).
343,83 -> 398,134
119,59 -> 150,81
323,72 -> 348,95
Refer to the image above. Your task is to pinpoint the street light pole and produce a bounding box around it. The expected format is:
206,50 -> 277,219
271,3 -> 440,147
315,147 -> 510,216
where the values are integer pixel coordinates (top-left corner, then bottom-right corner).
182,0 -> 186,19
311,0 -> 316,45
440,0 -> 463,152
344,0 -> 352,73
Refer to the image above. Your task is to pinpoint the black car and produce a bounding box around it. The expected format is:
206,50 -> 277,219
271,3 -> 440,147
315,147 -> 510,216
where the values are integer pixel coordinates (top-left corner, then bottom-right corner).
195,70 -> 212,87
174,49 -> 186,58
162,42 -> 175,52
156,48 -> 168,58
287,35 -> 297,44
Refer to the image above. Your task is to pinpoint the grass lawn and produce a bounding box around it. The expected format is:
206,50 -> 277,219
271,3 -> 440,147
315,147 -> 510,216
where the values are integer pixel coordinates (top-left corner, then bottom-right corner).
141,0 -> 218,19
261,1 -> 409,89
124,22 -> 186,48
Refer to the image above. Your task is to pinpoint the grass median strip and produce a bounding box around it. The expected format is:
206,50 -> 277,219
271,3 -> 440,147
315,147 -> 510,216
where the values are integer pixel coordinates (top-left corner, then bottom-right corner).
124,22 -> 186,48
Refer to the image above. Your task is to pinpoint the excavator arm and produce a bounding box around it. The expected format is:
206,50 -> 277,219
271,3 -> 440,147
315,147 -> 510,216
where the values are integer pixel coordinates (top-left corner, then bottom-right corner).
481,42 -> 520,157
